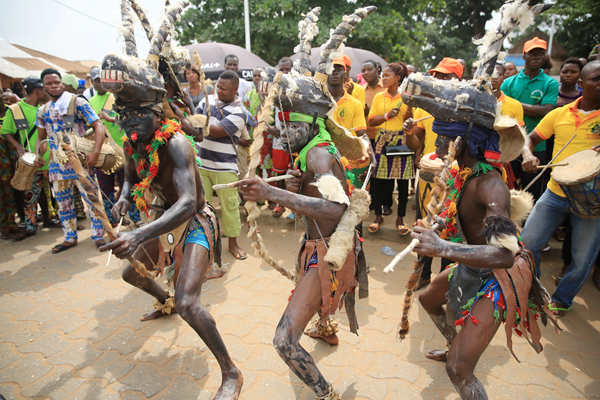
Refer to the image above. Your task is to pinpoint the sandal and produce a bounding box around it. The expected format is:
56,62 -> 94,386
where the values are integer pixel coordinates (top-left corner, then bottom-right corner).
425,349 -> 448,362
272,206 -> 284,218
229,249 -> 248,260
52,241 -> 77,254
368,221 -> 381,233
397,224 -> 410,236
548,302 -> 570,317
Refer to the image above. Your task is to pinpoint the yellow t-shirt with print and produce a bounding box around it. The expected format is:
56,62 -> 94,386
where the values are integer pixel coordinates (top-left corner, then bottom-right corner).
368,91 -> 410,131
535,97 -> 600,197
332,93 -> 367,134
414,108 -> 437,154
350,81 -> 366,107
498,92 -> 525,127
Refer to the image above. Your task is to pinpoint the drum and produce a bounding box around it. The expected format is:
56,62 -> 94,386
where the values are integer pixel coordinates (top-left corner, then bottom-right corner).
419,152 -> 444,183
552,149 -> 600,218
70,134 -> 123,174
10,152 -> 39,191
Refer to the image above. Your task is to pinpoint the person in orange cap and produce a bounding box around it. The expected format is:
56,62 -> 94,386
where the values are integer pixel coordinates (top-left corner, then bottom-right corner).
501,36 -> 559,201
428,57 -> 464,80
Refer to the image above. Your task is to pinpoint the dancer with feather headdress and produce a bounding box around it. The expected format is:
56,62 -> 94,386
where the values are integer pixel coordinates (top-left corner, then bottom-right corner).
98,2 -> 242,398
391,1 -> 558,398
234,6 -> 375,399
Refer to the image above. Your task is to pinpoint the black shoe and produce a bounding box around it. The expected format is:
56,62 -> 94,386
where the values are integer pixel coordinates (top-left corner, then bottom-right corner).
13,230 -> 36,241
43,219 -> 61,228
382,205 -> 392,216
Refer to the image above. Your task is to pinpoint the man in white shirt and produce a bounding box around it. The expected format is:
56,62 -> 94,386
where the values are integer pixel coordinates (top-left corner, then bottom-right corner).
224,54 -> 253,105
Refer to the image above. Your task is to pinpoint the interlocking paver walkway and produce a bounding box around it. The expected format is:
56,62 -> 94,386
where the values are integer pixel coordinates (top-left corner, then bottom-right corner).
1,212 -> 598,399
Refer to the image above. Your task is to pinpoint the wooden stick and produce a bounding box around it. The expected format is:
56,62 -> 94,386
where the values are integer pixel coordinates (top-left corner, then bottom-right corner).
212,174 -> 294,191
536,162 -> 568,169
383,223 -> 440,273
62,144 -> 157,279
413,115 -> 434,123
105,216 -> 123,266
524,131 -> 577,192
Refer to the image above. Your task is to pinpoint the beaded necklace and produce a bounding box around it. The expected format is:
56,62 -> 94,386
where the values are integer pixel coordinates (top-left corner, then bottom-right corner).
438,162 -> 496,242
122,119 -> 180,215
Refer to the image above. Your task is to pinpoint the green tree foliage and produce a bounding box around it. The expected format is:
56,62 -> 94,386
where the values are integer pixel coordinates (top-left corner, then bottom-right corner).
175,0 -> 592,72
544,0 -> 599,59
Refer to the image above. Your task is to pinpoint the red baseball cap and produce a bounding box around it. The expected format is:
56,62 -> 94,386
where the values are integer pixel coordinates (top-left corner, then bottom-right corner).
523,37 -> 547,54
429,57 -> 464,79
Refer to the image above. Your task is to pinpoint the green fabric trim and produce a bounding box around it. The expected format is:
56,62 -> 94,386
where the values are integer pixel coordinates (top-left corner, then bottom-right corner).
472,162 -> 494,176
447,264 -> 458,281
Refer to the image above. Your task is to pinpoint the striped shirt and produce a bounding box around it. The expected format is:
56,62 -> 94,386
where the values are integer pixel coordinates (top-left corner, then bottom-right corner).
197,95 -> 247,174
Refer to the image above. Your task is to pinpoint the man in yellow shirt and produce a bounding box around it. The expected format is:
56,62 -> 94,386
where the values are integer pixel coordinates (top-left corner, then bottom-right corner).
521,60 -> 600,316
330,58 -> 367,135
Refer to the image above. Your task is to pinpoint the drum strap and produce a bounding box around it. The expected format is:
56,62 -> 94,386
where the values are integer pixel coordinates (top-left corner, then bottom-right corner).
8,103 -> 29,132
63,95 -> 78,129
8,103 -> 36,148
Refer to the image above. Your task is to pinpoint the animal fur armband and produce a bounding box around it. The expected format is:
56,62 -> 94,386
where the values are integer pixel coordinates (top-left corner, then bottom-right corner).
315,174 -> 350,205
484,215 -> 519,256
324,188 -> 371,271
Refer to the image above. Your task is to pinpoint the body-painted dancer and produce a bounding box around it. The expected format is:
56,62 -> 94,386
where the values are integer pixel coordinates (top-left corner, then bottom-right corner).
398,1 -> 557,398
98,2 -> 242,398
235,6 -> 376,399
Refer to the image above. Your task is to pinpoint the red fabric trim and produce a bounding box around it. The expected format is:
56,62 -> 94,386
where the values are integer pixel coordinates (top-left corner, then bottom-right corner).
484,150 -> 501,161
277,111 -> 291,121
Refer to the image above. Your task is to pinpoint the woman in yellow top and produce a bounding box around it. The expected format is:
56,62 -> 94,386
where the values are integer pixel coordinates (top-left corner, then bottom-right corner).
367,62 -> 417,234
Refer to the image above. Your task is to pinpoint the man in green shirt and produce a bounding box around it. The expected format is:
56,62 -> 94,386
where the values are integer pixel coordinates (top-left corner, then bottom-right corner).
1,77 -> 54,239
501,36 -> 559,199
88,67 -> 130,225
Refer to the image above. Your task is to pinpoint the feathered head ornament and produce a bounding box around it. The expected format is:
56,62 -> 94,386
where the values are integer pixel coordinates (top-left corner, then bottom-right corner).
400,0 -> 552,163
101,0 -> 189,111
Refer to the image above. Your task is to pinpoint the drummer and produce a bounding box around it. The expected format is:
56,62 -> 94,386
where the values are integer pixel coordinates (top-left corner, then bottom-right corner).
1,77 -> 55,240
521,60 -> 600,317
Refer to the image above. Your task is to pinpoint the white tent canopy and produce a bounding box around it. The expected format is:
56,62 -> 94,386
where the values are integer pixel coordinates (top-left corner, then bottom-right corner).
0,38 -> 64,79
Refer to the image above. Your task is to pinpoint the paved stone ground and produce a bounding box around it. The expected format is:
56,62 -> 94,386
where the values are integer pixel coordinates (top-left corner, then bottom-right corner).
0,205 -> 599,399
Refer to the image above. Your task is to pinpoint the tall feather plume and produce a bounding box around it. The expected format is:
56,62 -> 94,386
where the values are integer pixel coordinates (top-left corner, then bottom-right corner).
128,0 -> 154,42
244,73 -> 295,282
472,0 -> 551,81
316,6 -> 376,76
293,7 -> 321,76
147,1 -> 189,65
120,0 -> 137,57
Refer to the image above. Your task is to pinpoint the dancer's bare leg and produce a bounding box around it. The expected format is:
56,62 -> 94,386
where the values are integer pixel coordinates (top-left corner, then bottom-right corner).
273,268 -> 332,397
175,243 -> 242,399
419,267 -> 456,361
120,239 -> 172,321
446,298 -> 500,400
